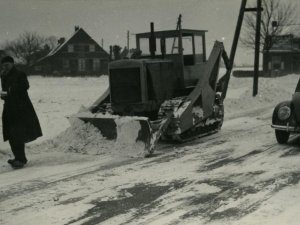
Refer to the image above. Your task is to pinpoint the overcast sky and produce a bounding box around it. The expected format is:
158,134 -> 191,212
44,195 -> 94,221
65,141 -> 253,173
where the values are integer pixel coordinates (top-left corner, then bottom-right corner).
0,0 -> 299,65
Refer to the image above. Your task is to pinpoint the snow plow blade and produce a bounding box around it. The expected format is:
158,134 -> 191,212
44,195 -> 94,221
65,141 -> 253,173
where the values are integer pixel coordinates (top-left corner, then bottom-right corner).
68,112 -> 158,154
68,111 -> 172,155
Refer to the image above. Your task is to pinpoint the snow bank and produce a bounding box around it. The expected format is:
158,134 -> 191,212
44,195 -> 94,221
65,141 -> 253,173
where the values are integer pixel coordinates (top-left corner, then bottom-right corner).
225,75 -> 298,115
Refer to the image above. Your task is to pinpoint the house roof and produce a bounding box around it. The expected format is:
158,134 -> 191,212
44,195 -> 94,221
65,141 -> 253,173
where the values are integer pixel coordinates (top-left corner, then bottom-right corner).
277,25 -> 300,37
266,32 -> 300,53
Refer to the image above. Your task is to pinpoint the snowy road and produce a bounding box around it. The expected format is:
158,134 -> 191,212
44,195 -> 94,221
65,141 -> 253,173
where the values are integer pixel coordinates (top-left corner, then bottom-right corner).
1,105 -> 300,225
1,74 -> 300,225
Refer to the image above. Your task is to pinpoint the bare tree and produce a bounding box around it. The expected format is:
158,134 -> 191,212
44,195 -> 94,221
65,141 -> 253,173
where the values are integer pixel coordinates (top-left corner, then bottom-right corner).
2,31 -> 57,67
44,35 -> 58,50
112,45 -> 122,60
241,0 -> 297,51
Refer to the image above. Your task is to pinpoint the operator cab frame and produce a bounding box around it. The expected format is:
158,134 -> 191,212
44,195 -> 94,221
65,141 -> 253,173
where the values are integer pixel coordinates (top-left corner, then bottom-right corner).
135,29 -> 208,88
135,29 -> 207,65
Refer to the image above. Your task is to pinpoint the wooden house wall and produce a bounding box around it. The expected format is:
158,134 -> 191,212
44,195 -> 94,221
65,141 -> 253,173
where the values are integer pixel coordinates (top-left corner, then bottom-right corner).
263,35 -> 300,76
264,52 -> 300,76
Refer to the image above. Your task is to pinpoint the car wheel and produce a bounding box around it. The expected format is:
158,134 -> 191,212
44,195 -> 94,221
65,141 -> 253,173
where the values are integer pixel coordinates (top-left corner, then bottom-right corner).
275,130 -> 290,144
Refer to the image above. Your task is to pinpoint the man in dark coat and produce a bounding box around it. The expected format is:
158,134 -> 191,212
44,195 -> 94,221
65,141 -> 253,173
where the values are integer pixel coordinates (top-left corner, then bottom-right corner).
0,56 -> 42,168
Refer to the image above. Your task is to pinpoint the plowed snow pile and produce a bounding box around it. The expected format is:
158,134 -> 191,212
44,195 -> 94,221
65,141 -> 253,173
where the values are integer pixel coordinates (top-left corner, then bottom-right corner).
48,118 -> 110,154
114,116 -> 147,155
44,117 -> 146,158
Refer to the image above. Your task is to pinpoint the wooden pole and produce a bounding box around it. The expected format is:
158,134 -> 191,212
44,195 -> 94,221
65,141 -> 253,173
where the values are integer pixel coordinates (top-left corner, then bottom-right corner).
127,30 -> 130,50
253,0 -> 262,96
221,0 -> 247,100
229,0 -> 247,65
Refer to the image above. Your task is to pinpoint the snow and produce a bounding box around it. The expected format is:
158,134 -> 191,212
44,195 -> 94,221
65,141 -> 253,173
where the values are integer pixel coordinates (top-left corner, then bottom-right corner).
49,118 -> 111,155
114,116 -> 147,157
1,72 -> 300,225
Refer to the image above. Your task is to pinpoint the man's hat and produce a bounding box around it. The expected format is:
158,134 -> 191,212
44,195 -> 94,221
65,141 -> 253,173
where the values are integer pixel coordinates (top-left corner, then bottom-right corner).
1,56 -> 14,64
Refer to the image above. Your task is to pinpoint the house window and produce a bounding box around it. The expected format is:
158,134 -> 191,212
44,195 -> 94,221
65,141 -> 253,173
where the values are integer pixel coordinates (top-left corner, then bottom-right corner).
68,44 -> 74,52
62,59 -> 69,69
74,45 -> 79,52
73,44 -> 92,52
93,59 -> 101,71
34,65 -> 42,71
292,39 -> 300,49
86,59 -> 93,71
272,56 -> 281,70
89,44 -> 95,52
78,58 -> 86,72
75,45 -> 85,52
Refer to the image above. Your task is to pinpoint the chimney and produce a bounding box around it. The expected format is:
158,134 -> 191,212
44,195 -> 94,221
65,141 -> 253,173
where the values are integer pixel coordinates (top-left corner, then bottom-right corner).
75,25 -> 80,31
58,37 -> 65,45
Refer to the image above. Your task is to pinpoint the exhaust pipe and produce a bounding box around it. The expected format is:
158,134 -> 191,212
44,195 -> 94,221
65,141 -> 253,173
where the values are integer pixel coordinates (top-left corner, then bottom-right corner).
149,22 -> 156,58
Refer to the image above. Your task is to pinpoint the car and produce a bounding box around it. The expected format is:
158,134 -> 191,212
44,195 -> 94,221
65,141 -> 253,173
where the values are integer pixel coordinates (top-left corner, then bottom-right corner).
271,78 -> 300,144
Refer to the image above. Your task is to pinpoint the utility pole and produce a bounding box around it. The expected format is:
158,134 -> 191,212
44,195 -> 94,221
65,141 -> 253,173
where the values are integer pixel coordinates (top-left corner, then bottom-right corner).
244,0 -> 263,97
222,0 -> 247,99
127,30 -> 130,50
101,38 -> 104,48
253,0 -> 262,96
229,0 -> 248,72
222,0 -> 262,99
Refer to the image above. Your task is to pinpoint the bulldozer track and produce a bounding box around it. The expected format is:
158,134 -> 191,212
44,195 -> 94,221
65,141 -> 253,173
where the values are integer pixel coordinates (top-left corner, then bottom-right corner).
157,105 -> 274,150
156,96 -> 223,144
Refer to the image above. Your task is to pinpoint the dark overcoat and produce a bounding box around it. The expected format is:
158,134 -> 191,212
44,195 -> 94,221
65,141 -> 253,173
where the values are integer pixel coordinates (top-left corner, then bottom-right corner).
1,66 -> 42,143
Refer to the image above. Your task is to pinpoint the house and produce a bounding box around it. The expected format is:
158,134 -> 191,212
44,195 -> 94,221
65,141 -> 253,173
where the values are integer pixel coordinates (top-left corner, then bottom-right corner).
263,33 -> 300,76
32,26 -> 109,76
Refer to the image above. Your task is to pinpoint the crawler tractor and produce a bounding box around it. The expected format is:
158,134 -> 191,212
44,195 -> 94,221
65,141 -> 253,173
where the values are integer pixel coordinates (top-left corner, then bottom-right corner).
72,1 -> 250,155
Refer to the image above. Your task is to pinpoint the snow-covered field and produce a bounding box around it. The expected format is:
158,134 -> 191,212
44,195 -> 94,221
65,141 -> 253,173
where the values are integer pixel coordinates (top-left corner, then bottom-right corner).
1,72 -> 300,225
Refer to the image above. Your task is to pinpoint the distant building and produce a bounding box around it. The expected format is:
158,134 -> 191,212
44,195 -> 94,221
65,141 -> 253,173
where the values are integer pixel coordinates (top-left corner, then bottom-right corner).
263,32 -> 300,76
32,26 -> 109,76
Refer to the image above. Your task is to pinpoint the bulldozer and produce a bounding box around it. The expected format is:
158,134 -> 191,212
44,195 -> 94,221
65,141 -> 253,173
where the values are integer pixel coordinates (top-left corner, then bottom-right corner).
71,0 -> 251,155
